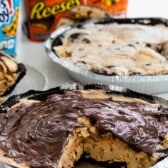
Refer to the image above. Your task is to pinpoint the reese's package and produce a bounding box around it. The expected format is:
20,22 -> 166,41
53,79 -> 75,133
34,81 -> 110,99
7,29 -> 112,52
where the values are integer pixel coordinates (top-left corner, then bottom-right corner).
25,0 -> 128,42
0,0 -> 20,56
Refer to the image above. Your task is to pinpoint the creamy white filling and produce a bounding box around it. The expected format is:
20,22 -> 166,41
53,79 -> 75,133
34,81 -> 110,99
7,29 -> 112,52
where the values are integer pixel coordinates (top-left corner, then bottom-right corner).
54,23 -> 168,75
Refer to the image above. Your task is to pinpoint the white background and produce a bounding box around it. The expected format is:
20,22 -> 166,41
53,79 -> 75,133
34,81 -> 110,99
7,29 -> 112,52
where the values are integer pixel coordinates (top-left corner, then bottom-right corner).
128,0 -> 168,18
16,0 -> 168,99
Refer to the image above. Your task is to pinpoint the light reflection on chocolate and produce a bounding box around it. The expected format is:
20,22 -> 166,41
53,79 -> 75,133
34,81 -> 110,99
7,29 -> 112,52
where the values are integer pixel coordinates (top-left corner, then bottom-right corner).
0,90 -> 167,167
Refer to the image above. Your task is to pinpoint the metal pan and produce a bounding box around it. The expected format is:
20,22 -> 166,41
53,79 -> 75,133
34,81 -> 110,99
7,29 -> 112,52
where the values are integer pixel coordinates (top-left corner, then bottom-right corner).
45,17 -> 168,94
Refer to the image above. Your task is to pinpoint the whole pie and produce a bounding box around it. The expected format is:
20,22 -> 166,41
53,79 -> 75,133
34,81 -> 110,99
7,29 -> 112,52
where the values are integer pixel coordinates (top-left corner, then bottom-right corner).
53,19 -> 168,75
0,84 -> 167,168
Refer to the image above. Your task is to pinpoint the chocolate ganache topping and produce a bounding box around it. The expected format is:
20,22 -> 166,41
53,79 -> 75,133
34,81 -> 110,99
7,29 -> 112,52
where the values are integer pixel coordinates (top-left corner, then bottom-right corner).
0,90 -> 168,167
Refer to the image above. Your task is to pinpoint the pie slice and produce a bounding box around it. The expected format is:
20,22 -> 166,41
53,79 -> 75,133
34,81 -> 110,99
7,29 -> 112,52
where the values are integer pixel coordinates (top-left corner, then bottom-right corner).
56,5 -> 110,28
0,52 -> 26,96
0,84 -> 167,168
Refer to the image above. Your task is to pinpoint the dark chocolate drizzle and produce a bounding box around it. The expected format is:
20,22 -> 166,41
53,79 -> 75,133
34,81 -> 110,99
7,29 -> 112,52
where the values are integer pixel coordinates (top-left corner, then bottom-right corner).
0,89 -> 168,167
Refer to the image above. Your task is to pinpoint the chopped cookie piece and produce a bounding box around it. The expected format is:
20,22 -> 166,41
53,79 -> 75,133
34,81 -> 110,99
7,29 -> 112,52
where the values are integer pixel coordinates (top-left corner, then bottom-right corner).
0,85 -> 167,168
0,53 -> 26,96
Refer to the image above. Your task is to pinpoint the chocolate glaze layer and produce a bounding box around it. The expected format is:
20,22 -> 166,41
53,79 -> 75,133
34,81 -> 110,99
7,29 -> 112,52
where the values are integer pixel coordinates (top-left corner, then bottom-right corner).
0,90 -> 168,167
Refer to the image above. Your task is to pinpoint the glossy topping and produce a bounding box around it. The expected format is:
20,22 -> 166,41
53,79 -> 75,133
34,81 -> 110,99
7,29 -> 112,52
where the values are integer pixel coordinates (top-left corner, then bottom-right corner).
53,23 -> 168,75
0,90 -> 167,168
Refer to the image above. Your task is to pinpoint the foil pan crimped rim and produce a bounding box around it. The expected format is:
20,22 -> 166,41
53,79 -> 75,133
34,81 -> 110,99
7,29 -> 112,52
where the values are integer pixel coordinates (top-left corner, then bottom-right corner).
45,17 -> 168,94
0,83 -> 168,168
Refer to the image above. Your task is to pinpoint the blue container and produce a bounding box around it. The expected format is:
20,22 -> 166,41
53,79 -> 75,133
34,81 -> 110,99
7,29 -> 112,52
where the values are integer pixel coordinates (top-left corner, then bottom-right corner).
0,0 -> 20,56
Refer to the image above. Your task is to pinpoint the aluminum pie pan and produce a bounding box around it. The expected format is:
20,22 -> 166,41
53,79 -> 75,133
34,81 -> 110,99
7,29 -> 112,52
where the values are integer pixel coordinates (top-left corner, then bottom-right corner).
0,83 -> 168,168
45,17 -> 168,95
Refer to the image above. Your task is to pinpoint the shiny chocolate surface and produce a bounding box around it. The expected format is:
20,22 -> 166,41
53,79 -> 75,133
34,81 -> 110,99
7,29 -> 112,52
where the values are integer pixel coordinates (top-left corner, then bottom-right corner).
0,90 -> 167,167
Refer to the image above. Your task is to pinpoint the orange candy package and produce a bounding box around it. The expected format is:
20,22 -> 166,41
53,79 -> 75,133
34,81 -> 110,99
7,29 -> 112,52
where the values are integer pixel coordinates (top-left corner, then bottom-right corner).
25,0 -> 128,42
88,0 -> 128,16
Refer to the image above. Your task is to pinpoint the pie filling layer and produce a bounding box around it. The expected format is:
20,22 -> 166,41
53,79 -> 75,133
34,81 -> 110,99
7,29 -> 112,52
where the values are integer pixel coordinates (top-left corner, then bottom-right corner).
53,23 -> 168,75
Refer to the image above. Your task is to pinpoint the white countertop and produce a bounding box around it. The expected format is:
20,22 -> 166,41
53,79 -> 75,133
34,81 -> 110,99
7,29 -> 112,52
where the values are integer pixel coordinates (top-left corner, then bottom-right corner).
16,0 -> 168,99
